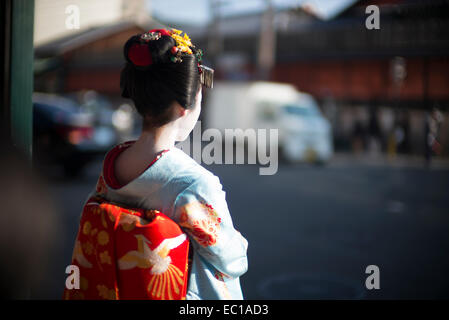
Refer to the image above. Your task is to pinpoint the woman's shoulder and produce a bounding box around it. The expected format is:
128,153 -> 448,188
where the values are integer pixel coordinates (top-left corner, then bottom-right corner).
102,145 -> 223,201
167,148 -> 222,191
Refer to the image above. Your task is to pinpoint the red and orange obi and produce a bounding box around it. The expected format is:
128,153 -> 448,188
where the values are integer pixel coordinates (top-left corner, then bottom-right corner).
63,196 -> 190,300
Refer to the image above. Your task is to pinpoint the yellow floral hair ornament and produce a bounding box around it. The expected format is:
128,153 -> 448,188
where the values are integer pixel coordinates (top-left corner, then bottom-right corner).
167,28 -> 212,87
167,28 -> 195,63
169,28 -> 193,55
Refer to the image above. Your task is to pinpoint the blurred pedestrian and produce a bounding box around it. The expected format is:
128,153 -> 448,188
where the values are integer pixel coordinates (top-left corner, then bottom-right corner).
351,120 -> 366,154
425,107 -> 444,165
396,110 -> 410,154
367,105 -> 382,156
0,138 -> 60,299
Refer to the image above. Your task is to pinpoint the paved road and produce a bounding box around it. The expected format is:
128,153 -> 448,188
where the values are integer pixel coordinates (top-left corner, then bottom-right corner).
44,154 -> 449,299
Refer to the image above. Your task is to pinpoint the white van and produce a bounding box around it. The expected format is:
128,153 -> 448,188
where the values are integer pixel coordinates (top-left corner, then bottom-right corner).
204,81 -> 333,163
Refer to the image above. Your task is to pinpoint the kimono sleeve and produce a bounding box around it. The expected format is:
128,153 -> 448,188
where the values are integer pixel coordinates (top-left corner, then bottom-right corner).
173,175 -> 248,279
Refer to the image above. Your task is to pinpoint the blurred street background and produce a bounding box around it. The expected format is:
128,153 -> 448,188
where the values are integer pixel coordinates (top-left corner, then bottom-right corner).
1,0 -> 449,299
44,155 -> 449,299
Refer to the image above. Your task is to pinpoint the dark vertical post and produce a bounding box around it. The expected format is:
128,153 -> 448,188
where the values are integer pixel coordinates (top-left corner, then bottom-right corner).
423,56 -> 431,165
10,0 -> 35,159
0,0 -> 12,142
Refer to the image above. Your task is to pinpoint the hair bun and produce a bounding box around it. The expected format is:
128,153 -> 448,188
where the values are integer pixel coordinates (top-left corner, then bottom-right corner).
124,30 -> 176,69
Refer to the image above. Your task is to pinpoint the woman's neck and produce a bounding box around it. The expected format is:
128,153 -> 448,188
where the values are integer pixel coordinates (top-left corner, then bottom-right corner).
112,127 -> 176,187
135,125 -> 176,156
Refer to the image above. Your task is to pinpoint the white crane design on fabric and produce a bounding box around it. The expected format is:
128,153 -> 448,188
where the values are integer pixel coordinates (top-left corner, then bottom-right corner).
118,233 -> 187,275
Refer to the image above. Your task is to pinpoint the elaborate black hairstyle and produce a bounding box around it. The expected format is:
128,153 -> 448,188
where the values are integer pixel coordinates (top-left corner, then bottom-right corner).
120,29 -> 211,127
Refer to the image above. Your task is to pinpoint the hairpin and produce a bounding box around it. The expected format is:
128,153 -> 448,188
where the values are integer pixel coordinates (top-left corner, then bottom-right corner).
140,31 -> 161,42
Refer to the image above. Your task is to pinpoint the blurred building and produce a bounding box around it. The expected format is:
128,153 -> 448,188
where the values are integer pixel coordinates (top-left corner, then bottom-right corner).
36,21 -> 145,94
33,0 -> 449,156
272,0 -> 449,108
34,0 -> 162,97
34,0 -> 150,45
185,0 -> 449,156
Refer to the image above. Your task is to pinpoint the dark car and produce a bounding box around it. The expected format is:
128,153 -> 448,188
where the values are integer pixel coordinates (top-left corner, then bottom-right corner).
33,93 -> 118,177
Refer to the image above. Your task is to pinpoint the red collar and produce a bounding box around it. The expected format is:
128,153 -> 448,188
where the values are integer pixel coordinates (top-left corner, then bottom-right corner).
103,141 -> 168,189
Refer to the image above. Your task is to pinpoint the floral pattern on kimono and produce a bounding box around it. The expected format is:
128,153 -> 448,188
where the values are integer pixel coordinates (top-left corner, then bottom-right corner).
173,176 -> 249,285
178,201 -> 222,247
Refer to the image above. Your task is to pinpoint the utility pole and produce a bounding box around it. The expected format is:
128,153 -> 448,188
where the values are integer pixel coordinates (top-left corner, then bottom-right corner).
257,0 -> 276,80
208,0 -> 223,69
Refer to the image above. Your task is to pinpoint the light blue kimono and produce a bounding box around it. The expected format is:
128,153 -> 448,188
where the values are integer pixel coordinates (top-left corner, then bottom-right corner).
89,144 -> 249,300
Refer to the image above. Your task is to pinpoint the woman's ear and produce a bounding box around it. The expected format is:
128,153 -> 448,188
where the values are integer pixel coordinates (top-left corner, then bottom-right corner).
171,101 -> 187,118
179,107 -> 187,117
